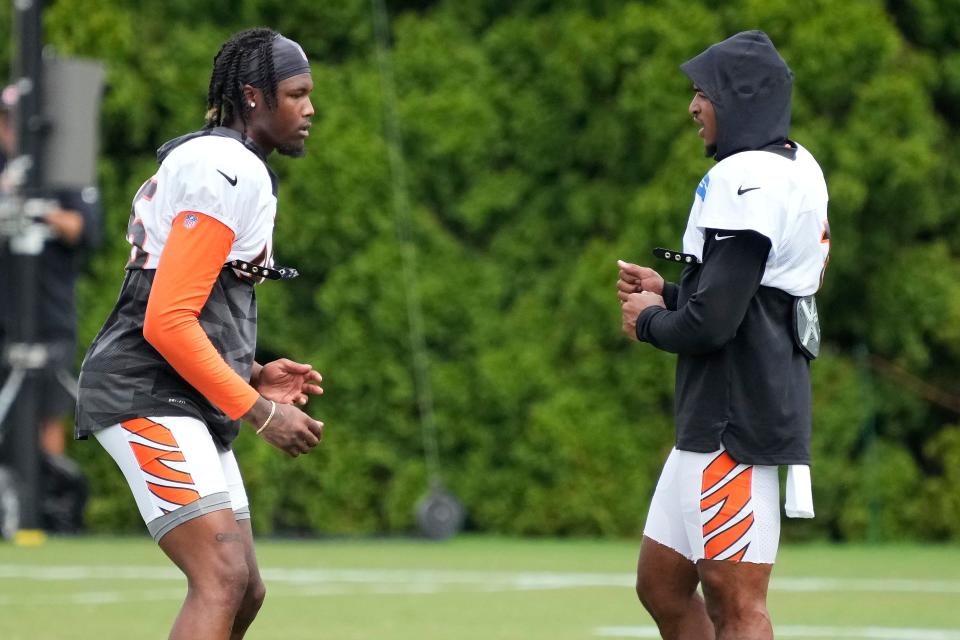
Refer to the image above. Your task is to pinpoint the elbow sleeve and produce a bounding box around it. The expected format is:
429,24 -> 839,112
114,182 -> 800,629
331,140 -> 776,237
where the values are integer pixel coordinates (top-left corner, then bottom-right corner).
144,211 -> 260,419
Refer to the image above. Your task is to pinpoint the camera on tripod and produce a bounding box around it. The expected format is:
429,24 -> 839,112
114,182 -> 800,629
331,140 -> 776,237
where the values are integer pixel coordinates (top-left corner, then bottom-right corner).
0,53 -> 104,541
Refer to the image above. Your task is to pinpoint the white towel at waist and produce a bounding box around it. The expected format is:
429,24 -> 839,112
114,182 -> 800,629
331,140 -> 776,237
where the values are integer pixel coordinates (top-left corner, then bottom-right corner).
785,464 -> 814,518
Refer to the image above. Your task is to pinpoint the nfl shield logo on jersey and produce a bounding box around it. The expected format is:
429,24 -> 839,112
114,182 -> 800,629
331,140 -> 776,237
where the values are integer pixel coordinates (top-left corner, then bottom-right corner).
183,214 -> 199,229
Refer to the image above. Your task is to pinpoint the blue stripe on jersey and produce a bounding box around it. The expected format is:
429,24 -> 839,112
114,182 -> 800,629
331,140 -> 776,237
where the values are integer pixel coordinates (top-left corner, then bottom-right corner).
696,173 -> 710,201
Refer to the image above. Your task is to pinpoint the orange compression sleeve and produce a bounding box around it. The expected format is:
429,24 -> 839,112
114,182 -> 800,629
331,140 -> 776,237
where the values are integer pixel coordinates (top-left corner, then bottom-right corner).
143,211 -> 260,419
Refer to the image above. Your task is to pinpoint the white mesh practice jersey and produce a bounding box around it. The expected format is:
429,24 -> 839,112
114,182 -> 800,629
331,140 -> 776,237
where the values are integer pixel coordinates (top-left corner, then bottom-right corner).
681,144 -> 829,296
127,134 -> 277,270
77,129 -> 280,449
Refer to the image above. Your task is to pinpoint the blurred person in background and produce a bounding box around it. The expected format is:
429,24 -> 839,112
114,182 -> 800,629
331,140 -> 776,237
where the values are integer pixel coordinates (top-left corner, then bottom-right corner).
618,31 -> 829,639
0,84 -> 101,533
75,28 -> 324,639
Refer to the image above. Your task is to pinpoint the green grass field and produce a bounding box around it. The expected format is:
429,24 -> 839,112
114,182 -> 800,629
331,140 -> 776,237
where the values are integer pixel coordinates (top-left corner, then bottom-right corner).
1,536 -> 958,639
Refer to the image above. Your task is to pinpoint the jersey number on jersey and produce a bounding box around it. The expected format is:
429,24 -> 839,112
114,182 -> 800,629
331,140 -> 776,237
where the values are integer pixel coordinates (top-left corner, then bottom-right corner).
127,178 -> 158,268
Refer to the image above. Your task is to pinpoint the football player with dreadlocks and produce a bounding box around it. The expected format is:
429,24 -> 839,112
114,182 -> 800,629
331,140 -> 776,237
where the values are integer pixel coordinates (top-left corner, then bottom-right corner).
77,28 -> 322,639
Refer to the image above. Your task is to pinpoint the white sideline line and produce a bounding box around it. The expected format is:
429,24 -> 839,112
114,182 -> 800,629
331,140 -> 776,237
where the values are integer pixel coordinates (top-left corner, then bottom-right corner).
596,626 -> 960,639
771,577 -> 960,594
0,585 -> 420,606
1,565 -> 960,594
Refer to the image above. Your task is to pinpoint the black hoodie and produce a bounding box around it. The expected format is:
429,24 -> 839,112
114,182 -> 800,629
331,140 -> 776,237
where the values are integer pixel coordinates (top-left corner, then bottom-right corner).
635,32 -> 822,466
680,30 -> 794,161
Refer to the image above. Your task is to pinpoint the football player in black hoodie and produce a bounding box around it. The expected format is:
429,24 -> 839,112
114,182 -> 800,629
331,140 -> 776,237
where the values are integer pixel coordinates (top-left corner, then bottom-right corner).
619,31 -> 829,639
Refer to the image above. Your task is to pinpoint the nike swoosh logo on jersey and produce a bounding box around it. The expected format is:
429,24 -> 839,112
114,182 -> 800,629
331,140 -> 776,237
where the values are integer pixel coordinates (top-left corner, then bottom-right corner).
714,233 -> 736,241
737,185 -> 760,195
217,169 -> 238,186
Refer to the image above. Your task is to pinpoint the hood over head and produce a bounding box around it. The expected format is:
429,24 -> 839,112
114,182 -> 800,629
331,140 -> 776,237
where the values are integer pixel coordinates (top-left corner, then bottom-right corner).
680,30 -> 793,161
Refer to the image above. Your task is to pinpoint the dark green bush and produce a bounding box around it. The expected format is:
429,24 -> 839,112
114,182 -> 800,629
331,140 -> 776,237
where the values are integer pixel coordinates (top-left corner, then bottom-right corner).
1,0 -> 954,540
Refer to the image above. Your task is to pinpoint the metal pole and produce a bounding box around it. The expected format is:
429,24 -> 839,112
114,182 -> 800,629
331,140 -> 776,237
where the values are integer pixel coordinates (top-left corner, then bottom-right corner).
371,0 -> 464,540
15,0 -> 45,192
855,344 -> 880,542
3,0 -> 47,540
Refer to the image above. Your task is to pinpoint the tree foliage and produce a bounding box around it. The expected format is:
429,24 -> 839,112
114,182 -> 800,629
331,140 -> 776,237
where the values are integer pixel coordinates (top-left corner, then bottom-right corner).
9,0 -> 959,539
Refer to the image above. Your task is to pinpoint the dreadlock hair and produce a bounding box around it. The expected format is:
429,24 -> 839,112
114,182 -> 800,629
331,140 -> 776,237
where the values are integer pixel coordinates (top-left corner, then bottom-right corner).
204,28 -> 280,130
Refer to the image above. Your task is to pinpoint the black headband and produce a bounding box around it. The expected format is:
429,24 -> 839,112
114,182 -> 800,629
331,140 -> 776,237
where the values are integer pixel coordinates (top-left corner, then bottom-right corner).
272,35 -> 311,81
243,34 -> 311,87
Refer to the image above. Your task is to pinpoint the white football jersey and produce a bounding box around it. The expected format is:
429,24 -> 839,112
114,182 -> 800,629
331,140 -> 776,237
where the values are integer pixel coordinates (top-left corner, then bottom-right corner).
681,144 -> 829,296
128,135 -> 277,270
78,129 -> 280,449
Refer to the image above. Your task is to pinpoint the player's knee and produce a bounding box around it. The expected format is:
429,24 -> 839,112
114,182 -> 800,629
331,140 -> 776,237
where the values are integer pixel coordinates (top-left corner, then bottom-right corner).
703,590 -> 769,632
232,576 -> 266,630
194,556 -> 251,610
635,572 -> 653,607
726,601 -> 770,626
219,561 -> 251,605
635,571 -> 670,618
245,577 -> 266,613
712,606 -> 772,640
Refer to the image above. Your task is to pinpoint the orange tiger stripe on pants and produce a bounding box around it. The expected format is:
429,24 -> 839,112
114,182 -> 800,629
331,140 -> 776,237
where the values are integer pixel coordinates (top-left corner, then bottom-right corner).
121,418 -> 201,508
700,451 -> 754,561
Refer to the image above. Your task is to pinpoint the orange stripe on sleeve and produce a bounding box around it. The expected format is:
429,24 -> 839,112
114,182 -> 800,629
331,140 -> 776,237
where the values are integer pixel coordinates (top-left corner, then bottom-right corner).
143,211 -> 259,420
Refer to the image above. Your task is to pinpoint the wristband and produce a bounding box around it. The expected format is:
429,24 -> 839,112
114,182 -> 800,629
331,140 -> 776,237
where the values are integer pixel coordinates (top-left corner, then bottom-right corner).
256,400 -> 277,435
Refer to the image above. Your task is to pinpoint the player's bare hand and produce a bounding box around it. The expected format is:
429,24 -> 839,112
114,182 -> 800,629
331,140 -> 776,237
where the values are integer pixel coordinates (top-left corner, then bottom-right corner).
245,397 -> 324,457
622,291 -> 666,340
256,358 -> 324,406
617,260 -> 664,301
262,403 -> 324,457
44,208 -> 85,245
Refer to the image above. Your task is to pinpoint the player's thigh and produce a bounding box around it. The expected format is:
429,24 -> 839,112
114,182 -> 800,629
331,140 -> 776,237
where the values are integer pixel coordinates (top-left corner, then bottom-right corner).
217,449 -> 262,584
639,449 -> 702,602
94,415 -> 241,542
235,518 -> 264,593
637,535 -> 701,601
693,448 -> 779,609
697,557 -> 772,612
159,508 -> 248,583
